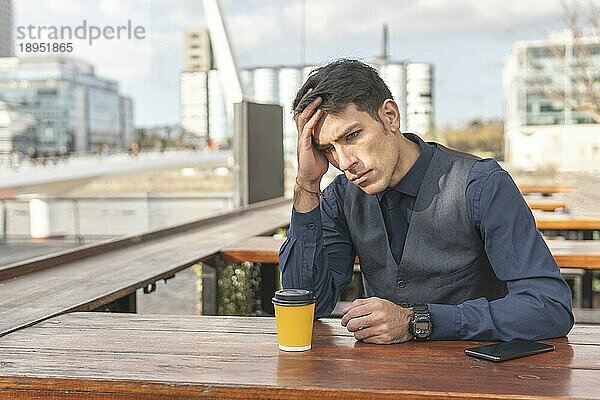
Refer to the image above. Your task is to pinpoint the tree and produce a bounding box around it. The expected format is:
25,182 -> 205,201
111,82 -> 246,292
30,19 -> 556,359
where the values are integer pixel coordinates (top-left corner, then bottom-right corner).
528,0 -> 600,123
438,119 -> 504,160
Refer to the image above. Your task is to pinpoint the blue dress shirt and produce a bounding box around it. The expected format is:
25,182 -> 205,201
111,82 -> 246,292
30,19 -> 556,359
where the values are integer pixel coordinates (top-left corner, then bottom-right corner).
279,136 -> 574,341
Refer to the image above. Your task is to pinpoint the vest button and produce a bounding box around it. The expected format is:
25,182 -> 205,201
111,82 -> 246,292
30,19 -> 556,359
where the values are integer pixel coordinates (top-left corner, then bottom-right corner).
307,223 -> 315,230
397,280 -> 406,288
400,301 -> 410,308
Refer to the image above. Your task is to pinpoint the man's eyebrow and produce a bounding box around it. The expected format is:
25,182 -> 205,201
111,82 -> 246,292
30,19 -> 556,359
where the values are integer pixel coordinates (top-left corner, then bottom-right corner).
314,122 -> 362,150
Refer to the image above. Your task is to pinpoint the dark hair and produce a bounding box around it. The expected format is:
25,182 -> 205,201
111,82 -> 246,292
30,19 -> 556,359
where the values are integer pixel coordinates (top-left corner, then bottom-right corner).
292,59 -> 393,124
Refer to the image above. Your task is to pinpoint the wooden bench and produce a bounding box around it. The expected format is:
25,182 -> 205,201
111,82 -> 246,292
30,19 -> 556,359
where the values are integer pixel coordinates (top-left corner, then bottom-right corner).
0,198 -> 292,337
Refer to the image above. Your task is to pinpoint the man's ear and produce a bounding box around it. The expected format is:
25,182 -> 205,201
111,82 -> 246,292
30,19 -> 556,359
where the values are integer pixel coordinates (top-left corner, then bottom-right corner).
379,99 -> 400,133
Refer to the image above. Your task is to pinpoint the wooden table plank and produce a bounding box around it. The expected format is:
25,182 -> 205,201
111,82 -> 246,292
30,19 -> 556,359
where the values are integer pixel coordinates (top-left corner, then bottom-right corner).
0,200 -> 292,337
527,200 -> 567,212
534,213 -> 600,231
546,240 -> 600,268
222,236 -> 600,270
0,313 -> 598,400
518,184 -> 575,196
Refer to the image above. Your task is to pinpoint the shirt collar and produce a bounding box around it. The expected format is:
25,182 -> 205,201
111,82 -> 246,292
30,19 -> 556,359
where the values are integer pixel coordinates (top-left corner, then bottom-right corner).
376,133 -> 435,201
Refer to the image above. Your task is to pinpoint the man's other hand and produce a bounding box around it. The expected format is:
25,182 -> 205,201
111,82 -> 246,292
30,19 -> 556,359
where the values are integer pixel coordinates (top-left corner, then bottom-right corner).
341,297 -> 413,344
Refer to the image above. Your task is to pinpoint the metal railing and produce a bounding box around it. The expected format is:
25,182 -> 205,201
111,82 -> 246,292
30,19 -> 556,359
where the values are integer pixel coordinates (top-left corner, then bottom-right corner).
0,194 -> 235,244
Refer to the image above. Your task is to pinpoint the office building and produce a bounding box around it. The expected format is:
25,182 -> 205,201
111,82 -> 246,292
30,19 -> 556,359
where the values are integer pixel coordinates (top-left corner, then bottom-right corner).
183,28 -> 213,73
180,29 -> 213,144
0,0 -> 14,57
180,71 -> 209,140
0,56 -> 134,153
119,96 -> 134,148
504,30 -> 600,171
0,100 -> 36,161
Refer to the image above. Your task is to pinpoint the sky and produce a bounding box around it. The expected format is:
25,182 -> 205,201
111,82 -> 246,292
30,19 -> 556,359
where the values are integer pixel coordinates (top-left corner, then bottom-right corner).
12,0 -> 571,128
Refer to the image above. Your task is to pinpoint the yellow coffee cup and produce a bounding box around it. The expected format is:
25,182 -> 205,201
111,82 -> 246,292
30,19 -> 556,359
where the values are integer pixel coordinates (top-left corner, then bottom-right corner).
272,289 -> 316,351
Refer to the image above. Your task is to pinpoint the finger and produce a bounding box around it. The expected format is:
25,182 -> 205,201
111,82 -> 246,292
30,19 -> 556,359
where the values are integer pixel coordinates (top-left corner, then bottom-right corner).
301,87 -> 314,101
298,109 -> 323,148
346,314 -> 372,332
294,88 -> 314,118
342,297 -> 372,314
294,92 -> 318,120
361,334 -> 389,344
295,96 -> 322,129
340,303 -> 372,327
353,326 -> 380,341
303,108 -> 323,133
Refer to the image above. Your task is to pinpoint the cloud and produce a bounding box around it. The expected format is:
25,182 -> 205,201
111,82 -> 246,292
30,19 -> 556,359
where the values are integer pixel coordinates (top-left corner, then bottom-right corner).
10,0 -> 577,126
97,0 -> 137,20
215,0 -> 567,67
45,0 -> 84,18
229,7 -> 285,54
297,0 -> 565,40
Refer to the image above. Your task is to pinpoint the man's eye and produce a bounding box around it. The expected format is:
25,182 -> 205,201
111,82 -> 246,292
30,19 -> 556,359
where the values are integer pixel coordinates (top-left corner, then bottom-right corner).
346,131 -> 359,140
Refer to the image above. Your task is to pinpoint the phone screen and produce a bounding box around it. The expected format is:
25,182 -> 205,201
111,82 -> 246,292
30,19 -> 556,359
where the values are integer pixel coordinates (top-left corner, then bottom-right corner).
464,339 -> 555,362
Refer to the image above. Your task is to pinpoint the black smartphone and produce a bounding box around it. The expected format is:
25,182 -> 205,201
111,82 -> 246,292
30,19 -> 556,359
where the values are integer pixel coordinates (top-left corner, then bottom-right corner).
464,339 -> 555,362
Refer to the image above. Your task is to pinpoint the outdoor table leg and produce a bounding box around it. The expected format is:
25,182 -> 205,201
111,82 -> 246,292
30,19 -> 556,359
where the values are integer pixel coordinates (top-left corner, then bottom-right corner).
201,258 -> 219,315
582,271 -> 594,308
260,263 -> 278,316
93,292 -> 137,313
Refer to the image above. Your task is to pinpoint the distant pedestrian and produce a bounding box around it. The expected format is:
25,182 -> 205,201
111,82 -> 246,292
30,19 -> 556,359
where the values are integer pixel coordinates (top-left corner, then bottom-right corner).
9,148 -> 21,170
128,142 -> 140,157
27,146 -> 38,167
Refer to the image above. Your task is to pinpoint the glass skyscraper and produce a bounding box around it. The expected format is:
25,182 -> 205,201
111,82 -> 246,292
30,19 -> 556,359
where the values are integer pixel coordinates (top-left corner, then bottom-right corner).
504,30 -> 600,171
0,56 -> 134,153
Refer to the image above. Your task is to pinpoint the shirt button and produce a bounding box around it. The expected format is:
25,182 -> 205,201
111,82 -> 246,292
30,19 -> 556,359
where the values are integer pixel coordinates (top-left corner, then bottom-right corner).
397,280 -> 406,288
307,223 -> 315,230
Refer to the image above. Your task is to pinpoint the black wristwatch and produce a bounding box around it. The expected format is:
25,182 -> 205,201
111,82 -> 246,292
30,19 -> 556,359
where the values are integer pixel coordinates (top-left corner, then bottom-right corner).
409,303 -> 432,341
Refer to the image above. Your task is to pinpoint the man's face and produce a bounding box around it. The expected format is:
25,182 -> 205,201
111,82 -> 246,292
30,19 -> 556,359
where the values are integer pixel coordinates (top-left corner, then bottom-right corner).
313,103 -> 402,195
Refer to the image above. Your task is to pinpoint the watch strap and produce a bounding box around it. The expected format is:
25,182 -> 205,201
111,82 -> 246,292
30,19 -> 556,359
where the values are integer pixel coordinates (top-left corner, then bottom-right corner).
410,303 -> 432,341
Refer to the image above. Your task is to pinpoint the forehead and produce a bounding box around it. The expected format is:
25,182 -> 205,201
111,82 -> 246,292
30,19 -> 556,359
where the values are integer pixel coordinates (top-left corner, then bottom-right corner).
314,104 -> 373,145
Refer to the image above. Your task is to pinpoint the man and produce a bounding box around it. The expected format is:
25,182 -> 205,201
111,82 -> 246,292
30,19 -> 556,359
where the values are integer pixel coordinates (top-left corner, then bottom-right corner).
279,59 -> 573,344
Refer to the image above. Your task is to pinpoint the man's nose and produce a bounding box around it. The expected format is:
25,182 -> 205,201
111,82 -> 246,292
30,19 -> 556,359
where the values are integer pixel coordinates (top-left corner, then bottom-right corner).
337,147 -> 357,171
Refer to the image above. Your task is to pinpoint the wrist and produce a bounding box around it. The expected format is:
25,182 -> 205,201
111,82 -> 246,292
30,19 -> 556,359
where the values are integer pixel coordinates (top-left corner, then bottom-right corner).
409,304 -> 432,341
293,184 -> 320,213
295,176 -> 322,192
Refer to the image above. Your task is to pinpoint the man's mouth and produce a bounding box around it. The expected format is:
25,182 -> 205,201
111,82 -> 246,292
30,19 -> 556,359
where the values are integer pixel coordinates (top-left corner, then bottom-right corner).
350,170 -> 371,185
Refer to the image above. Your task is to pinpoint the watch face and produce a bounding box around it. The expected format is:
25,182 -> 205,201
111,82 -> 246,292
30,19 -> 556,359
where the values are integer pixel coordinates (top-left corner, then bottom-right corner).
412,320 -> 432,339
415,321 -> 431,332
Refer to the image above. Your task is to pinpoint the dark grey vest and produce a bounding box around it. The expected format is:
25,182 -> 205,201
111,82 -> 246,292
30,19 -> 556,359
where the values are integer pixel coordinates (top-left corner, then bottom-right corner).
343,144 -> 507,306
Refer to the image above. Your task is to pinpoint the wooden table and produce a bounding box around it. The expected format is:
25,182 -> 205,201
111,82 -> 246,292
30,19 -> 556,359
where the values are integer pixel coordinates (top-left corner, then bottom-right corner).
518,184 -> 575,196
534,213 -> 600,240
0,313 -> 598,399
222,236 -> 600,270
547,240 -> 600,269
222,236 -> 600,309
547,240 -> 600,308
527,200 -> 567,212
